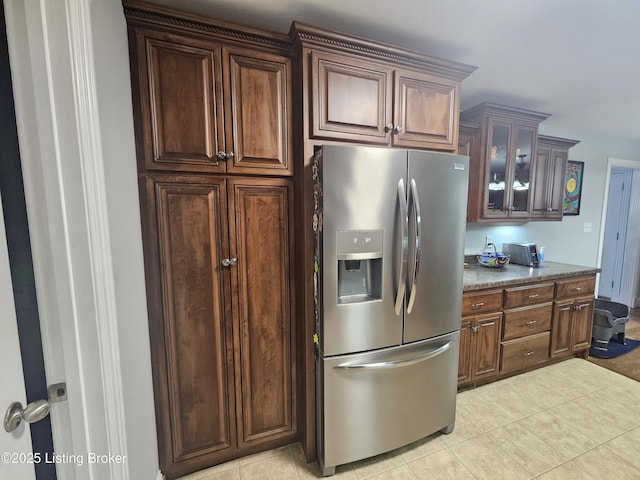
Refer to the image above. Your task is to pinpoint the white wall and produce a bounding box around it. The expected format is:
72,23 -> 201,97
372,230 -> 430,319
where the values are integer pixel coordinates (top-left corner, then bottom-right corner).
465,125 -> 640,268
90,1 -> 160,478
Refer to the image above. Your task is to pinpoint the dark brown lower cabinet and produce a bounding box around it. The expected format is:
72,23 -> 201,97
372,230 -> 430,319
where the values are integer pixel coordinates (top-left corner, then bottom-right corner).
458,312 -> 502,385
550,296 -> 594,357
140,174 -> 296,479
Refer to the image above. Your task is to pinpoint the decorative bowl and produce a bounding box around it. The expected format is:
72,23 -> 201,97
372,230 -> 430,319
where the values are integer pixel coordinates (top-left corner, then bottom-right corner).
477,252 -> 510,268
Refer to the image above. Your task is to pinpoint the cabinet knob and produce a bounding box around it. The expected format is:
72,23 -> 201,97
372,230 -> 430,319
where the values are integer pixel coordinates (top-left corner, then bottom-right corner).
221,258 -> 238,267
394,125 -> 403,134
217,151 -> 227,160
385,123 -> 394,133
225,151 -> 235,160
471,325 -> 480,333
547,207 -> 553,212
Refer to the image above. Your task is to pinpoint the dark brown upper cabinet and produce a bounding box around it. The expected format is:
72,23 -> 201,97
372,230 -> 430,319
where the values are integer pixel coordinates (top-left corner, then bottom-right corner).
531,135 -> 580,220
129,27 -> 293,176
293,22 -> 476,152
460,103 -> 550,222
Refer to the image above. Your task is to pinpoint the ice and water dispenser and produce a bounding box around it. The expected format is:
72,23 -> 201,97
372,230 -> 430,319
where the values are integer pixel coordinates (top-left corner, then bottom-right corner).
336,230 -> 383,304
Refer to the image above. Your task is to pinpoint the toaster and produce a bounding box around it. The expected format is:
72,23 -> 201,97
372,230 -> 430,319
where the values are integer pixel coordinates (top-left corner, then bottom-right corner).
502,242 -> 539,267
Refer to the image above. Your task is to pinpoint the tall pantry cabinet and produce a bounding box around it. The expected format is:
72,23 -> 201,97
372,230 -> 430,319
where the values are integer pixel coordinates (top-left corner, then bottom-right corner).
124,2 -> 296,478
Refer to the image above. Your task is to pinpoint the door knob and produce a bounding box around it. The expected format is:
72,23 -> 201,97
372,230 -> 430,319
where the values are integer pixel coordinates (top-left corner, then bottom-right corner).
4,399 -> 50,433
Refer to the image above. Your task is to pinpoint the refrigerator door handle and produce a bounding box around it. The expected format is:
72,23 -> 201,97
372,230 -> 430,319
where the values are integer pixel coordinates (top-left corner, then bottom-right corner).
333,340 -> 454,370
406,179 -> 421,314
395,178 -> 408,316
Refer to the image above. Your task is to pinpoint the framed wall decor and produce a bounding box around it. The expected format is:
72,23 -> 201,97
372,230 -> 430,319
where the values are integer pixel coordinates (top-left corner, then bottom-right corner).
563,160 -> 584,215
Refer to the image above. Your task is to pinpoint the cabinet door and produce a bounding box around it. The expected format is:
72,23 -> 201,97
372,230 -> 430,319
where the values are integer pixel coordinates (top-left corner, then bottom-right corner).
571,297 -> 594,352
550,299 -> 573,357
134,29 -> 226,173
225,48 -> 293,176
472,312 -> 502,380
483,120 -> 511,219
546,148 -> 569,219
145,175 -> 236,473
458,318 -> 472,384
531,144 -> 551,219
507,125 -> 536,219
392,69 -> 458,151
311,51 -> 393,144
228,178 -> 296,447
531,145 -> 568,220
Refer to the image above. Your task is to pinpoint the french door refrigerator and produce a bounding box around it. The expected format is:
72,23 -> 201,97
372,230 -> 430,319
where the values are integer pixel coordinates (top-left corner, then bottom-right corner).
313,145 -> 469,475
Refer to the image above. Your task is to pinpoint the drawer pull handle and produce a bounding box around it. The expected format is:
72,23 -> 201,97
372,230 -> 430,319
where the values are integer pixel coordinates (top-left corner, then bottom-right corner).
471,302 -> 484,309
521,351 -> 535,357
574,303 -> 590,311
571,287 -> 583,292
524,320 -> 537,326
528,294 -> 539,299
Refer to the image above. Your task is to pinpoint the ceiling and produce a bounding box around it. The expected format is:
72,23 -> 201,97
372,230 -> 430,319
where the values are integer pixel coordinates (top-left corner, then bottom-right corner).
147,0 -> 640,142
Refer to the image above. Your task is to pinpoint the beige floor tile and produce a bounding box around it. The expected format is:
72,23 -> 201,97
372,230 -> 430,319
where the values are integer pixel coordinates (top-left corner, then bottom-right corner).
239,445 -> 291,466
455,390 -> 515,433
199,469 -> 240,480
396,433 -> 445,463
500,374 -> 571,410
437,411 -> 482,448
289,443 -> 357,479
365,464 -> 417,480
486,420 -> 567,475
534,459 -> 596,480
532,369 -> 597,399
179,460 -> 239,480
547,397 -> 628,443
475,381 -> 543,421
516,411 -> 598,460
571,444 -> 640,480
239,451 -> 298,480
349,450 -> 405,479
603,430 -> 640,469
594,381 -> 640,427
448,434 -> 531,480
407,449 -> 476,480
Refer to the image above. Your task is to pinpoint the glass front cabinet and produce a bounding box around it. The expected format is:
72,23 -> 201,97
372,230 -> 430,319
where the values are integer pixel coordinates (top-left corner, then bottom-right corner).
461,103 -> 550,222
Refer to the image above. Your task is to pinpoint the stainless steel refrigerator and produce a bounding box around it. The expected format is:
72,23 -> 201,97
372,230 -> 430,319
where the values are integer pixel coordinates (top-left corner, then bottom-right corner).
312,145 -> 469,476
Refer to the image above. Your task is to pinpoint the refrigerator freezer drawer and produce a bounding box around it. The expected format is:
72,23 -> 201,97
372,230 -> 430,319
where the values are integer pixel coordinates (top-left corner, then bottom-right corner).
317,331 -> 459,474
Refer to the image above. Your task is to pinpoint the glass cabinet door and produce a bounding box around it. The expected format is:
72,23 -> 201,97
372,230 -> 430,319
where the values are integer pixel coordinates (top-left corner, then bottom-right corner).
485,122 -> 510,217
509,127 -> 535,216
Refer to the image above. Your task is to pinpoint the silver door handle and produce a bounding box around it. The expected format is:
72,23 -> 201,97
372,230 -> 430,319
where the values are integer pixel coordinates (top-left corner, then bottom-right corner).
395,178 -> 408,316
221,258 -> 238,267
334,340 -> 454,370
4,400 -> 50,433
406,178 -> 421,314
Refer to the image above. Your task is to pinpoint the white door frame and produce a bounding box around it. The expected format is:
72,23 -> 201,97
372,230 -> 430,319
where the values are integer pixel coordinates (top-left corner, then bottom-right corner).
5,0 -> 158,479
597,157 -> 640,308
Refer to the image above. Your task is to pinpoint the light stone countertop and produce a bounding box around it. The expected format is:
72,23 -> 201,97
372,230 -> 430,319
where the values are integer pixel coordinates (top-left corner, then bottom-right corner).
463,261 -> 600,291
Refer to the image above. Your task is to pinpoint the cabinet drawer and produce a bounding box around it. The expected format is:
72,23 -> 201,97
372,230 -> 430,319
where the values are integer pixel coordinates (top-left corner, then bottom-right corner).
555,276 -> 596,299
502,303 -> 552,341
503,283 -> 554,309
500,331 -> 550,374
462,289 -> 503,315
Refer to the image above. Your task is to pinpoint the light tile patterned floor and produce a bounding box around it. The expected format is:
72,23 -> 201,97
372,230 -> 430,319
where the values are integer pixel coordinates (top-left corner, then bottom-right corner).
179,358 -> 640,480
